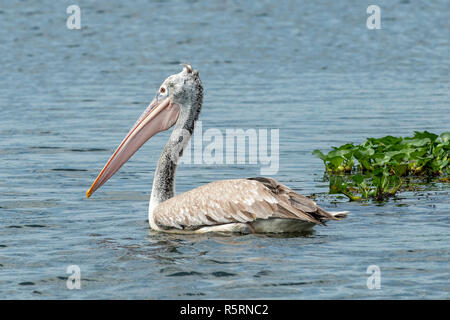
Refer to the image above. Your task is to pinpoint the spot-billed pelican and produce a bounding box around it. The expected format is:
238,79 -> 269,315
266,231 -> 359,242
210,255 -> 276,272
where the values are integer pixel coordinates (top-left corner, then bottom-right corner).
86,65 -> 347,234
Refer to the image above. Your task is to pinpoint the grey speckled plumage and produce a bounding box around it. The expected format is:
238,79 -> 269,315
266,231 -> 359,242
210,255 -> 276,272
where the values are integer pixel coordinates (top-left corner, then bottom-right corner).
152,177 -> 346,233
146,65 -> 348,233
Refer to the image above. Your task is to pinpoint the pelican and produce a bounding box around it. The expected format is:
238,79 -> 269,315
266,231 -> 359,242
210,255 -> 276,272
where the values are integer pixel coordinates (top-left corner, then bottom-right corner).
86,65 -> 347,234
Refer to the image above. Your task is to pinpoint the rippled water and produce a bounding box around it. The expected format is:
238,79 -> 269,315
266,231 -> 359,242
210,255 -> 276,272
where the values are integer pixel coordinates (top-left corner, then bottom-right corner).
0,0 -> 449,299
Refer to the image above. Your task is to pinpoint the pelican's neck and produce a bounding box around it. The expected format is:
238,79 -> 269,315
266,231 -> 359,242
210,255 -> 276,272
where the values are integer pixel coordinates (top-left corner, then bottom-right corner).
148,105 -> 197,228
149,139 -> 179,208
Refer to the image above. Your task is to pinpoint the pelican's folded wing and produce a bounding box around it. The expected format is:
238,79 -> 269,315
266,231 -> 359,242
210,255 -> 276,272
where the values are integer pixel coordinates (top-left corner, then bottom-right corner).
152,178 -> 339,230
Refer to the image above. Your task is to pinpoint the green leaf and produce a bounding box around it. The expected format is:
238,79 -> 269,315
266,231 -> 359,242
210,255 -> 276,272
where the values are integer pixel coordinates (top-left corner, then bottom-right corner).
405,138 -> 431,147
312,149 -> 326,161
440,132 -> 450,143
412,131 -> 438,142
351,174 -> 365,184
316,131 -> 449,201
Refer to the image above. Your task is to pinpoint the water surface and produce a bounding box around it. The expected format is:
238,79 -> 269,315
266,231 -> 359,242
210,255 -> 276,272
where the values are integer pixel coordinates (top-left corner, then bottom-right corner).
0,0 -> 449,299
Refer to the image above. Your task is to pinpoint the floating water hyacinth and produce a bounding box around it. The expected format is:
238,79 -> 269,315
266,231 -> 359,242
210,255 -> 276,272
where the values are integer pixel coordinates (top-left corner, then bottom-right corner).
313,131 -> 449,201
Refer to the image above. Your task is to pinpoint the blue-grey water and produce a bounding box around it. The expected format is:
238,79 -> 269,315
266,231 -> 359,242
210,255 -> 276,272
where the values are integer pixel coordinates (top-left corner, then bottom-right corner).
0,0 -> 449,299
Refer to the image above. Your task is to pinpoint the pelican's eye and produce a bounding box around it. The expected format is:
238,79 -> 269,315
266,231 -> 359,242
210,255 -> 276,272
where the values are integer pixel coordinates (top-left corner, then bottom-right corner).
160,86 -> 166,94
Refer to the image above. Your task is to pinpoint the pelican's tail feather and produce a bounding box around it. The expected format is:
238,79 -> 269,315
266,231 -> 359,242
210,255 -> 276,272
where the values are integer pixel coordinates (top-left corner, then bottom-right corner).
329,211 -> 349,219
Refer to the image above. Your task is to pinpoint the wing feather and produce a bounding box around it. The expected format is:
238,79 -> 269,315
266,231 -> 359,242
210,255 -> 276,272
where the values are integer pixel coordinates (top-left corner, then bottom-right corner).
153,177 -> 338,230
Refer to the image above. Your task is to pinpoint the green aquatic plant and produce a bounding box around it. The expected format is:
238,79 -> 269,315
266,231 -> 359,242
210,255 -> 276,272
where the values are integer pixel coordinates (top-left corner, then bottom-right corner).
313,131 -> 449,201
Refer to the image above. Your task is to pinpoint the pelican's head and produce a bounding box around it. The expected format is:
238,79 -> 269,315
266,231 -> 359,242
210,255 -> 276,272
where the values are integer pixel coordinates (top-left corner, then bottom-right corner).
160,64 -> 203,120
86,65 -> 202,198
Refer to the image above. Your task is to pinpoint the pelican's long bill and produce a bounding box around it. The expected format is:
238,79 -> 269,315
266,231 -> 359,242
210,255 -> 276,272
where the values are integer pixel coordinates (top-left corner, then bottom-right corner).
86,97 -> 180,198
